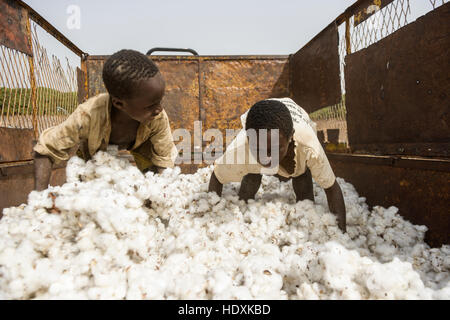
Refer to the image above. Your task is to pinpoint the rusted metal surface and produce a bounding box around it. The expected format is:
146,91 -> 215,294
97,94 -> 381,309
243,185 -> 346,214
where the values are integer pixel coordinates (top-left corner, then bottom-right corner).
351,142 -> 450,158
76,67 -> 87,104
0,163 -> 66,217
345,18 -> 352,54
0,127 -> 34,162
0,0 -> 31,56
0,160 -> 33,168
336,0 -> 373,25
81,57 -> 89,100
353,0 -> 396,26
290,22 -> 342,113
154,59 -> 200,134
25,17 -> 38,139
328,153 -> 450,172
345,3 -> 450,158
202,57 -> 290,133
328,152 -> 450,247
85,56 -> 106,97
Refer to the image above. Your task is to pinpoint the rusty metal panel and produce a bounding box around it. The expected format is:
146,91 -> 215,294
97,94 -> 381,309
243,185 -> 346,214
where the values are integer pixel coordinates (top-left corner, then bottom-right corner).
202,58 -> 290,133
0,0 -> 31,56
76,67 -> 87,104
0,163 -> 66,217
86,57 -> 107,97
290,22 -> 341,113
345,3 -> 450,157
0,127 -> 34,162
353,0 -> 395,26
152,58 -> 199,134
328,153 -> 450,247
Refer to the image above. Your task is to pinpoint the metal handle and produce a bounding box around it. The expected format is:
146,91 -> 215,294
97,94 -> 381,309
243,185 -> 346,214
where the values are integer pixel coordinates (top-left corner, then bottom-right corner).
146,47 -> 199,56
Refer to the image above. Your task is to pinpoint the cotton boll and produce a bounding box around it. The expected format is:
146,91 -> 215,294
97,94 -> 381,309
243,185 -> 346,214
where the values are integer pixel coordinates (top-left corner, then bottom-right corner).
296,283 -> 320,300
0,150 -> 448,300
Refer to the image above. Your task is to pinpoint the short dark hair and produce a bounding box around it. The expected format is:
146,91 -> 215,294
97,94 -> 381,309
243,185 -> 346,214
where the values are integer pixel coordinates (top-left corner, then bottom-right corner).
245,99 -> 294,138
102,49 -> 159,99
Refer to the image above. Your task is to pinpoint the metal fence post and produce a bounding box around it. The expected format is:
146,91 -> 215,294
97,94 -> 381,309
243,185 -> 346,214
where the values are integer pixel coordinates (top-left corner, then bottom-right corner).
345,18 -> 352,55
25,17 -> 38,140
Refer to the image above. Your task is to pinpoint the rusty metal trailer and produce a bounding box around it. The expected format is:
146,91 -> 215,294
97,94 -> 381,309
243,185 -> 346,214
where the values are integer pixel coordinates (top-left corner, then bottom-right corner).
1,0 -> 449,246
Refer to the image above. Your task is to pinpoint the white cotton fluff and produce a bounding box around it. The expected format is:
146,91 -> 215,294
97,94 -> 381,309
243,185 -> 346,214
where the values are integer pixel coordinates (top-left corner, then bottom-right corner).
0,149 -> 448,300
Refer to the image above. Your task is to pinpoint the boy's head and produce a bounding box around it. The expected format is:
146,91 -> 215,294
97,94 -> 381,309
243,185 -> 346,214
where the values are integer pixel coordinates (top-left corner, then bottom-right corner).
103,49 -> 165,124
245,99 -> 294,167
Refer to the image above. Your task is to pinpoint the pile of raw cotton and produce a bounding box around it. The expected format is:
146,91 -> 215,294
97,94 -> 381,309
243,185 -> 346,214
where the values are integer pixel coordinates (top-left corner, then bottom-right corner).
0,148 -> 449,300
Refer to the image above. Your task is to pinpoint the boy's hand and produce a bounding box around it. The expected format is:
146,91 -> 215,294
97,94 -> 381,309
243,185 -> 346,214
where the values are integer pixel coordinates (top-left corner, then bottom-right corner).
238,173 -> 262,202
33,152 -> 52,191
208,171 -> 223,197
154,166 -> 166,174
144,165 -> 166,174
291,169 -> 314,202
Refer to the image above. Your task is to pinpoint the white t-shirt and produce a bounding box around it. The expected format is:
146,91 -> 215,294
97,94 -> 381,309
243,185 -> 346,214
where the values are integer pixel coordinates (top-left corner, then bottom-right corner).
213,98 -> 336,189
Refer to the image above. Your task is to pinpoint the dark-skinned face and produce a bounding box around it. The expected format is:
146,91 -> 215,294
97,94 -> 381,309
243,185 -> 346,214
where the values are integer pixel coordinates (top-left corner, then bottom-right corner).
247,129 -> 293,168
110,72 -> 165,125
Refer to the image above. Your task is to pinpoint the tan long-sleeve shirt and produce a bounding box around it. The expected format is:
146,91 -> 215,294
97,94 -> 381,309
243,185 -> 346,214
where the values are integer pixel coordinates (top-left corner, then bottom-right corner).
34,93 -> 177,172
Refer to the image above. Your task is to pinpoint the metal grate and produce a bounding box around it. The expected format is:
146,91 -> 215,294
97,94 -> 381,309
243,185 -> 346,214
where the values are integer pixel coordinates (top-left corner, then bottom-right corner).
350,0 -> 411,53
30,21 -> 78,133
429,0 -> 447,9
0,5 -> 81,137
310,0 -> 447,147
0,45 -> 33,129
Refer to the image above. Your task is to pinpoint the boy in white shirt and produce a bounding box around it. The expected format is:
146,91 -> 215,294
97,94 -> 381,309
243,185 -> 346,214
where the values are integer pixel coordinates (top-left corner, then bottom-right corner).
208,98 -> 346,232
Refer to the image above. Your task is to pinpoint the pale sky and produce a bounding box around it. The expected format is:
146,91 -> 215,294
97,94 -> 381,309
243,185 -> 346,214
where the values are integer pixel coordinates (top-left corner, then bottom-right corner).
21,0 -> 435,69
24,0 -> 355,58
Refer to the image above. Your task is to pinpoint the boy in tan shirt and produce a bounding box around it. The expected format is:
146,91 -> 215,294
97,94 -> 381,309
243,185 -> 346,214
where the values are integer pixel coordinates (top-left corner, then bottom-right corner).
33,49 -> 177,190
208,98 -> 347,232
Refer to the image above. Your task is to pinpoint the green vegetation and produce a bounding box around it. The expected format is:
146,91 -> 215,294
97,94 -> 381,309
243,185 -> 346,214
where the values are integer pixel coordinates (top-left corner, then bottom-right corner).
0,87 -> 77,115
309,95 -> 346,121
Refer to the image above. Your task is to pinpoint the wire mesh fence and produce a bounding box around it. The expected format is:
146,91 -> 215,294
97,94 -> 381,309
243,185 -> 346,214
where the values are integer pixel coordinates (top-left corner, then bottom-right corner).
30,21 -> 79,133
0,10 -> 80,135
309,0 -> 447,146
0,45 -> 33,129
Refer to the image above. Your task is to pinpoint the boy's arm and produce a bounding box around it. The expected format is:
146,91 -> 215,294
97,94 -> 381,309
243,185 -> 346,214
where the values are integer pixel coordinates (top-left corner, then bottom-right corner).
305,145 -> 346,232
33,151 -> 53,191
132,111 -> 176,174
208,171 -> 223,196
138,110 -> 177,171
324,181 -> 346,232
148,110 -> 177,169
33,107 -> 90,190
292,168 -> 314,202
238,173 -> 262,202
209,129 -> 253,198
